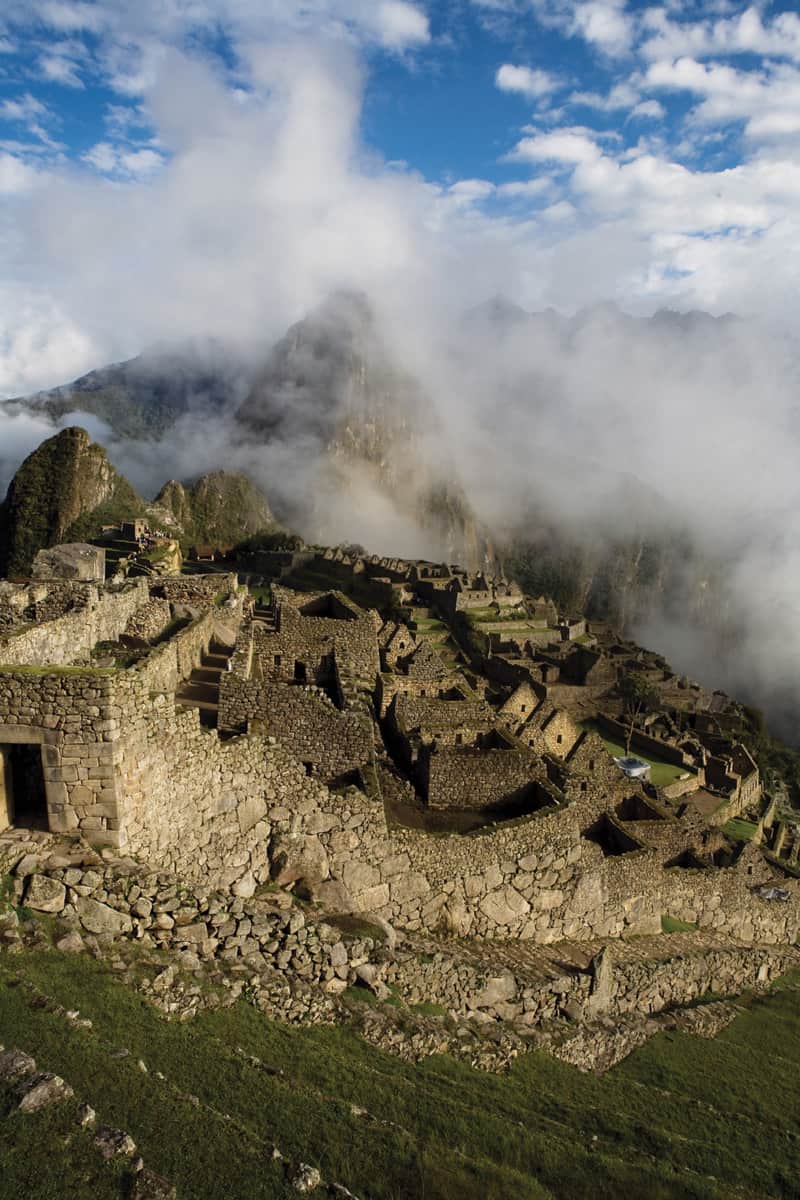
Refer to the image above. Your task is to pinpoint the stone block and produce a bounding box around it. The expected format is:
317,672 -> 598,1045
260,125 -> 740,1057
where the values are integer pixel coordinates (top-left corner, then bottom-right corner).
533,889 -> 564,912
25,875 -> 67,913
353,883 -> 390,912
343,861 -> 380,895
75,897 -> 132,935
389,872 -> 430,905
480,886 -> 530,928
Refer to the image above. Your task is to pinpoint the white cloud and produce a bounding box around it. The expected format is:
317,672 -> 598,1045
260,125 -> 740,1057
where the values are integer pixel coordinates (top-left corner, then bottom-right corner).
568,80 -> 639,111
496,63 -> 557,98
36,2 -> 106,33
0,92 -> 62,150
518,0 -> 633,56
4,0 -> 433,93
37,43 -> 88,88
631,99 -> 665,120
447,178 -> 496,206
370,1 -> 430,48
640,5 -> 800,66
540,198 -> 576,221
646,57 -> 800,145
81,139 -> 164,176
497,176 -> 553,198
509,126 -> 603,164
0,151 -> 40,193
569,0 -> 633,56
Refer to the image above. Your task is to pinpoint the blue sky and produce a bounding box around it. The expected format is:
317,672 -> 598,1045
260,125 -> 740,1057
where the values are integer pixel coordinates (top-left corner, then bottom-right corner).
0,1 -> 799,392
4,2 -> 791,183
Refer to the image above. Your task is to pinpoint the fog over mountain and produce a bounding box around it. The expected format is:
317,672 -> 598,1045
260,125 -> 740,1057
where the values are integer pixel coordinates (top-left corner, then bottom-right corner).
2,289 -> 800,741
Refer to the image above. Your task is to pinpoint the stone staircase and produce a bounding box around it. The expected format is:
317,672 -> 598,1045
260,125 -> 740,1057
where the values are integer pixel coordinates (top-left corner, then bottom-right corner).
253,602 -> 276,631
175,640 -> 234,729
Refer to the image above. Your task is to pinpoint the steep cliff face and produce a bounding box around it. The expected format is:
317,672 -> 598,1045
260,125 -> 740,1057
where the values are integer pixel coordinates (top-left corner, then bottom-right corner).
151,471 -> 275,548
235,292 -> 496,567
0,427 -> 143,576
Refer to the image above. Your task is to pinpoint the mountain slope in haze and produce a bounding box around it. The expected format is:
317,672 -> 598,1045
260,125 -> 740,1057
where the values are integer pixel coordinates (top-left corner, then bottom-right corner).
0,427 -> 145,576
0,296 -> 753,627
151,471 -> 276,548
6,344 -> 251,440
236,291 -> 424,452
234,291 -> 498,568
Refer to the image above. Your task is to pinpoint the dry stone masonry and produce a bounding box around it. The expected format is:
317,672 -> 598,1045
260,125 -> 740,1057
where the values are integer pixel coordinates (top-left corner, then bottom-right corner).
0,549 -> 798,1070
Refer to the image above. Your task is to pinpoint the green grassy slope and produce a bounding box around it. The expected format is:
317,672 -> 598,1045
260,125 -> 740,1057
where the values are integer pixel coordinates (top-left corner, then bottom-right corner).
1,952 -> 799,1200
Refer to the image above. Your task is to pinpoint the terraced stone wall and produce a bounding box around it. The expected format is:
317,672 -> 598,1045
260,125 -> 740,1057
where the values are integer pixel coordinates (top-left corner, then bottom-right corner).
0,580 -> 149,667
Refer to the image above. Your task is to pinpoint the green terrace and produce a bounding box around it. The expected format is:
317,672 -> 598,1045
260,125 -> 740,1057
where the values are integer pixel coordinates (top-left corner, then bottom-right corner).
579,722 -> 693,789
1,949 -> 799,1199
721,818 -> 759,844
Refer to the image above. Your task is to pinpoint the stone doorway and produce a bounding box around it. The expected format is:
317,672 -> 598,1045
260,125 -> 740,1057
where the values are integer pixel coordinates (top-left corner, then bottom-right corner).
0,743 -> 49,831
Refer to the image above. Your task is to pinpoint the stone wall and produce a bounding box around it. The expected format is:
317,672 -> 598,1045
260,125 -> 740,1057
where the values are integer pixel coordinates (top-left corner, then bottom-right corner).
6,845 -> 379,997
419,744 -> 551,811
0,668 -> 124,844
134,611 -> 219,696
376,674 -> 467,719
153,574 -> 239,607
0,580 -> 150,667
122,597 -> 172,643
255,590 -> 381,685
392,695 -> 496,742
217,676 -> 374,788
264,774 -> 800,947
523,708 -> 581,758
594,714 -> 692,768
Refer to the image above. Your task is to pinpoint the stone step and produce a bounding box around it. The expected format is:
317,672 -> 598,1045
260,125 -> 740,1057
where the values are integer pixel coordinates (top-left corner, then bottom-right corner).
203,653 -> 230,668
177,681 -> 219,703
176,697 -> 220,712
194,667 -> 223,683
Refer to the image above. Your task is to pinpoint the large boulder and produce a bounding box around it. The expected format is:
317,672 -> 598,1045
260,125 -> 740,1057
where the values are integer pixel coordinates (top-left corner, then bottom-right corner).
32,543 -> 105,582
479,886 -> 530,928
16,1073 -> 74,1113
75,897 -> 132,936
270,835 -> 330,891
24,875 -> 66,913
470,972 -> 518,1010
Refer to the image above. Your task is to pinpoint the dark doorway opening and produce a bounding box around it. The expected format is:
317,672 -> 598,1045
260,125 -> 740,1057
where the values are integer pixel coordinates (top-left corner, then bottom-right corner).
4,745 -> 48,830
293,661 -> 307,684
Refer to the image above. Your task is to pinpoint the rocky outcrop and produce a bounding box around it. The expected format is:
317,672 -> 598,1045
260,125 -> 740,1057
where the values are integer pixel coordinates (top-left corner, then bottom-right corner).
0,427 -> 143,576
151,471 -> 275,548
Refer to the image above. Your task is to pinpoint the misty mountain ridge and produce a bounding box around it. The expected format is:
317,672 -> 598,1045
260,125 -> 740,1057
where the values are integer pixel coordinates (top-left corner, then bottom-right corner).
2,290 -> 797,737
6,339 -> 253,440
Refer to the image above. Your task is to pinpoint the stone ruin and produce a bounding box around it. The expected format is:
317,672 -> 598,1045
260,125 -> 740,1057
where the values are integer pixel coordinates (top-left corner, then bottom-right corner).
0,547 -> 798,1071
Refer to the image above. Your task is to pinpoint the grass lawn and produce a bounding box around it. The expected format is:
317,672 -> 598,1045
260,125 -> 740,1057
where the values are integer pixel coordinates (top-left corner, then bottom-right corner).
1,951 -> 800,1199
722,818 -> 759,843
661,915 -> 698,933
580,722 -> 691,789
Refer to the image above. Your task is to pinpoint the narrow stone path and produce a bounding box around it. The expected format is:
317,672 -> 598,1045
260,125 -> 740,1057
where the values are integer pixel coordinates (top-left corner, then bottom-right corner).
175,640 -> 234,729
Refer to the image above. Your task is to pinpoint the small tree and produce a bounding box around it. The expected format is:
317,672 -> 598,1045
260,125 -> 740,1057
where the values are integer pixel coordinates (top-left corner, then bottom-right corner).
619,671 -> 659,754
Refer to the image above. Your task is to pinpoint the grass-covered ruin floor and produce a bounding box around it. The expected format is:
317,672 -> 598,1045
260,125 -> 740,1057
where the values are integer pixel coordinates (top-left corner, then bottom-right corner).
1,952 -> 799,1200
580,721 -> 691,789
